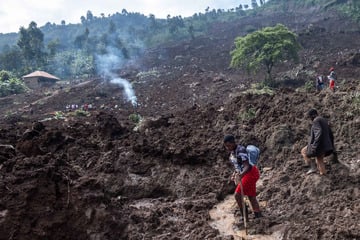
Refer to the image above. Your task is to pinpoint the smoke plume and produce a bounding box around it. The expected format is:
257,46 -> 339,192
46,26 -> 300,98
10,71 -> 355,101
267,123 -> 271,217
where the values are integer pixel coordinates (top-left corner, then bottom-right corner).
96,46 -> 137,106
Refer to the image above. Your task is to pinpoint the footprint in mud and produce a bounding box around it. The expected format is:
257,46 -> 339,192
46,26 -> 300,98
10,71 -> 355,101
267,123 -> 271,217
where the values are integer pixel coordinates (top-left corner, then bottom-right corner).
209,195 -> 284,240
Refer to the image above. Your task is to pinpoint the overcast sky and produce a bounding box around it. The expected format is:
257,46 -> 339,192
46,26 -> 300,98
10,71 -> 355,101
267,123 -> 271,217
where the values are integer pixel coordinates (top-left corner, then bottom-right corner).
0,0 -> 252,34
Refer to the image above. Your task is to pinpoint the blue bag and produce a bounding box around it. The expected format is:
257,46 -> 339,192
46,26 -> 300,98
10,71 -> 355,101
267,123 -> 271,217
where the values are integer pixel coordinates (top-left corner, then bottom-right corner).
246,145 -> 260,166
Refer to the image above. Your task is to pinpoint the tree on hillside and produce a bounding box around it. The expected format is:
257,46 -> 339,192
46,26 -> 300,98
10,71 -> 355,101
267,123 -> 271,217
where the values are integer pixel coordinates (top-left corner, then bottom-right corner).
188,25 -> 195,40
86,10 -> 94,22
47,39 -> 60,56
74,28 -> 90,49
149,14 -> 159,31
80,16 -> 86,25
108,20 -> 116,34
251,0 -> 259,9
167,15 -> 185,35
0,46 -> 23,74
17,21 -> 46,71
230,24 -> 301,82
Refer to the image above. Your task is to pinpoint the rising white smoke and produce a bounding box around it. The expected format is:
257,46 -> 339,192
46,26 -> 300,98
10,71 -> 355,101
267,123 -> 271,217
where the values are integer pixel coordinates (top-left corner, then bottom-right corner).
96,46 -> 137,106
110,77 -> 137,106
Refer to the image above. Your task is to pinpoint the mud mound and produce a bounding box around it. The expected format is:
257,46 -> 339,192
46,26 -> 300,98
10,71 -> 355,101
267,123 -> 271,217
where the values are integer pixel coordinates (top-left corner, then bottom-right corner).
0,7 -> 360,240
1,85 -> 358,239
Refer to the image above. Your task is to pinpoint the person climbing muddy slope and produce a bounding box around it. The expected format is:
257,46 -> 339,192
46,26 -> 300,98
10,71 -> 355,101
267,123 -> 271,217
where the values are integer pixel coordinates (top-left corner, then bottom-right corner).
223,135 -> 263,221
301,109 -> 335,175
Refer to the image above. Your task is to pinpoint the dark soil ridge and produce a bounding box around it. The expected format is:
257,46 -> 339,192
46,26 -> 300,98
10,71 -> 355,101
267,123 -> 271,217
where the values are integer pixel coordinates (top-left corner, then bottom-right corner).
0,8 -> 359,240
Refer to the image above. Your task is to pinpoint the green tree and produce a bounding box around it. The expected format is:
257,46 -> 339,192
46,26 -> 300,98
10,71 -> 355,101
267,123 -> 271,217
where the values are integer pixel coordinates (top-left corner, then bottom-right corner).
74,28 -> 90,49
0,70 -> 10,81
230,24 -> 301,81
80,16 -> 86,25
251,0 -> 259,9
108,20 -> 116,34
122,9 -> 128,15
0,46 -> 24,74
47,39 -> 60,56
188,24 -> 195,40
47,50 -> 95,79
86,10 -> 94,21
167,16 -> 185,35
71,50 -> 95,78
17,21 -> 46,70
149,14 -> 158,31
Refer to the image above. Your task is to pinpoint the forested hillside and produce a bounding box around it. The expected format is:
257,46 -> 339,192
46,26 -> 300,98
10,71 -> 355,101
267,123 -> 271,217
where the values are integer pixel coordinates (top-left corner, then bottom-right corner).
0,0 -> 359,82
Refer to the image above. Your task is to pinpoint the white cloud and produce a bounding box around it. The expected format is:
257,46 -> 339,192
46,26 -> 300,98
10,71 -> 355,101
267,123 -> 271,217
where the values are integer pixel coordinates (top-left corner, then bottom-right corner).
0,0 -> 250,33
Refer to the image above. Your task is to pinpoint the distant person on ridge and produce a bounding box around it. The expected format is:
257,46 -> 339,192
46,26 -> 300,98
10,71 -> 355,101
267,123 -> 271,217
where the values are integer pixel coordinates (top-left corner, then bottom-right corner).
316,75 -> 325,92
223,135 -> 262,221
327,67 -> 337,92
301,109 -> 335,175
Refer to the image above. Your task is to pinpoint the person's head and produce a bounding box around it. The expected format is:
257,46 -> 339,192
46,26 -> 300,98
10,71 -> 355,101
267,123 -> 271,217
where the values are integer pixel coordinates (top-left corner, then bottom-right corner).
306,108 -> 318,121
223,134 -> 237,151
329,67 -> 334,72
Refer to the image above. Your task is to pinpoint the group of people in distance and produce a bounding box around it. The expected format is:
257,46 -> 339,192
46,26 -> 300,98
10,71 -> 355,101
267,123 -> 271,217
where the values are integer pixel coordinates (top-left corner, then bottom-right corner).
316,67 -> 337,92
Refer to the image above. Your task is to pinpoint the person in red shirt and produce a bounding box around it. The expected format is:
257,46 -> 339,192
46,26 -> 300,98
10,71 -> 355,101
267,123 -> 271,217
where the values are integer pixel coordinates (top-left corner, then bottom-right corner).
328,67 -> 336,92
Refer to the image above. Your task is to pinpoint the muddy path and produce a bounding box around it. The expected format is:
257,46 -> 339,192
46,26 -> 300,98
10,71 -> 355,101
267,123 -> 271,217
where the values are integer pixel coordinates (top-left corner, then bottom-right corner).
209,195 -> 285,240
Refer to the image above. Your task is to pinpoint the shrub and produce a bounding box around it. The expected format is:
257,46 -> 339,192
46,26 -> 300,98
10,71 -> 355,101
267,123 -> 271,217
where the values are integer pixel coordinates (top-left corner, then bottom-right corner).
0,71 -> 27,97
54,111 -> 65,119
238,107 -> 256,121
74,109 -> 90,117
0,70 -> 11,81
304,80 -> 314,92
128,113 -> 141,123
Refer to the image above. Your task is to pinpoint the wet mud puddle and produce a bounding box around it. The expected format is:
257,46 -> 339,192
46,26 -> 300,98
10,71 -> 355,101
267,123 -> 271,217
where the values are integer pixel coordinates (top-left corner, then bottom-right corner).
209,195 -> 284,240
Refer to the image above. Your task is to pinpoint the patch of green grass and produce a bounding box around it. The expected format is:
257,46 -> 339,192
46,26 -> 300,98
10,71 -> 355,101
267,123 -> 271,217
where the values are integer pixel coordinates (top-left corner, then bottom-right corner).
54,111 -> 65,119
136,69 -> 160,80
128,113 -> 141,123
243,83 -> 274,95
74,109 -> 90,117
304,80 -> 314,92
238,107 -> 256,121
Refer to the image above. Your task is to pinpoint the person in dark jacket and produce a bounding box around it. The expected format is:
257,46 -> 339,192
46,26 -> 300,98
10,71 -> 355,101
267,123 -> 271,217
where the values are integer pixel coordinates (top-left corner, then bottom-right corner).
301,109 -> 335,175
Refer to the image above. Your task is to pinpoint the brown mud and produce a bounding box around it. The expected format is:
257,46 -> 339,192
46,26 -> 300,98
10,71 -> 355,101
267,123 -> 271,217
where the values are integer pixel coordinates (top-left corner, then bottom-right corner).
0,10 -> 359,240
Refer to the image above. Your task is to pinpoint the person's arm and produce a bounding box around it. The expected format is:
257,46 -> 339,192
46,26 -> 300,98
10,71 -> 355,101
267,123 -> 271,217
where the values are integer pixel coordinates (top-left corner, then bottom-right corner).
329,126 -> 335,148
235,145 -> 252,178
238,160 -> 251,178
308,119 -> 322,155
